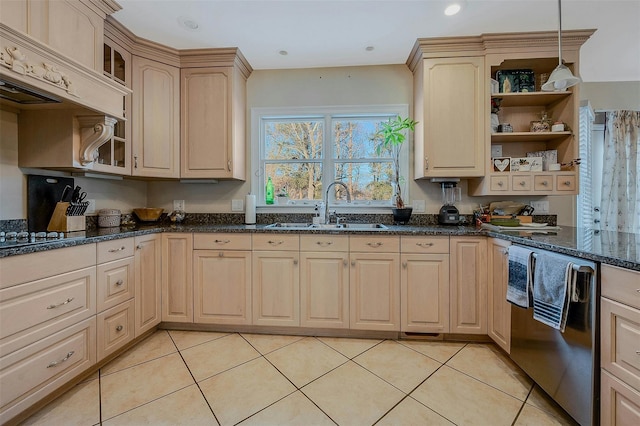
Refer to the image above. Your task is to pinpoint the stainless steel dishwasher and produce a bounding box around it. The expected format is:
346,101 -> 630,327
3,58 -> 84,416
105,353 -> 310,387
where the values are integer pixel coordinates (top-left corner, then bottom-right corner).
510,247 -> 599,426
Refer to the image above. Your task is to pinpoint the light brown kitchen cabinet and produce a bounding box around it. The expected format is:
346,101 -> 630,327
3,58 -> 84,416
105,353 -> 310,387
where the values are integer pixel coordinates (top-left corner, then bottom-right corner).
601,264 -> 640,425
134,234 -> 161,337
131,55 -> 180,178
400,236 -> 450,333
96,299 -> 134,362
349,236 -> 400,331
0,0 -> 116,72
180,52 -> 251,179
300,235 -> 349,329
95,35 -> 131,175
408,48 -> 486,178
487,238 -> 511,353
450,236 -> 487,334
252,234 -> 300,327
193,234 -> 252,325
162,233 -> 193,323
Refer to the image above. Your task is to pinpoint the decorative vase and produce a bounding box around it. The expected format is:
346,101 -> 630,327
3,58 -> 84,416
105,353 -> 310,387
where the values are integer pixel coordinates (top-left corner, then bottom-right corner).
392,207 -> 413,225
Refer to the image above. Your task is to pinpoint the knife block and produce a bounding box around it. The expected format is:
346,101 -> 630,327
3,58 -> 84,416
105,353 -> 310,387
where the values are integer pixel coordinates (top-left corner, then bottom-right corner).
47,202 -> 86,232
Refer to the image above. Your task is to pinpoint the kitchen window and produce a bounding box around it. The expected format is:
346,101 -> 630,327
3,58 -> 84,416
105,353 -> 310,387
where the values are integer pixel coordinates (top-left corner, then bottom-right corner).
251,105 -> 409,208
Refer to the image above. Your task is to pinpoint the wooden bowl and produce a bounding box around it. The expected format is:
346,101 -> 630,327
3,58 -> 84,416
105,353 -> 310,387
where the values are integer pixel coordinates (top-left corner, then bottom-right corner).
133,208 -> 164,222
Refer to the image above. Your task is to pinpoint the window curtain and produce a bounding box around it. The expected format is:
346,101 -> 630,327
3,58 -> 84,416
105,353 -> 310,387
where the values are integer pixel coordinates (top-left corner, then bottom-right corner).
601,111 -> 640,233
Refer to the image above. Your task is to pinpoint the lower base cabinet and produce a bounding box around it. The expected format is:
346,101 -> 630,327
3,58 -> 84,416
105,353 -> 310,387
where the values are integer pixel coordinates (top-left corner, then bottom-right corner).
161,233 -> 193,323
193,249 -> 252,325
450,236 -> 487,334
252,250 -> 300,327
134,234 -> 161,337
487,238 -> 511,353
96,299 -> 135,361
601,370 -> 640,426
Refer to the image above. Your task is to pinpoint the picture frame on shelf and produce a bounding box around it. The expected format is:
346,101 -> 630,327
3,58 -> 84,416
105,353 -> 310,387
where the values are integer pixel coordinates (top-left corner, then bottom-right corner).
527,150 -> 557,171
493,157 -> 511,172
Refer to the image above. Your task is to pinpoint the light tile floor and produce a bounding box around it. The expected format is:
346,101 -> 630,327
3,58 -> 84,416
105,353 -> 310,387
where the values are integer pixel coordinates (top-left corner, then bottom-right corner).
22,330 -> 579,425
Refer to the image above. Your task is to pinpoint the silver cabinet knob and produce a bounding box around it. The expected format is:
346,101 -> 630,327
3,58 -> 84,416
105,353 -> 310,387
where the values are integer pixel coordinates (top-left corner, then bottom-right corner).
116,325 -> 123,332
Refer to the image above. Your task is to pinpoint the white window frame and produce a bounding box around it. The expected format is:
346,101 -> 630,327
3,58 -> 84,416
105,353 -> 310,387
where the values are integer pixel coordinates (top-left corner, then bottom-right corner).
251,105 -> 410,212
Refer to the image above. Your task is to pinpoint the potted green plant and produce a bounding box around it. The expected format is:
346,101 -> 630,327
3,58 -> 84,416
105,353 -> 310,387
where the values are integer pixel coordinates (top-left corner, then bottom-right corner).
375,116 -> 418,224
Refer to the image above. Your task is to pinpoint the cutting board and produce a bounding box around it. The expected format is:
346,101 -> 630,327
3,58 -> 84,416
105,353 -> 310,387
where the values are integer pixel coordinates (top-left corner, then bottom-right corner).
27,175 -> 74,232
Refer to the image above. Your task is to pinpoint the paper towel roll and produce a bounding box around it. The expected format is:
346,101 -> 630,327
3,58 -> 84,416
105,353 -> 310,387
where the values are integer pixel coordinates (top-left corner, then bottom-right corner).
245,194 -> 256,224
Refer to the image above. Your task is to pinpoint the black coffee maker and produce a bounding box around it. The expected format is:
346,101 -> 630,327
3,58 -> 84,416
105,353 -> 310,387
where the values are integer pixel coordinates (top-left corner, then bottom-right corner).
437,181 -> 461,225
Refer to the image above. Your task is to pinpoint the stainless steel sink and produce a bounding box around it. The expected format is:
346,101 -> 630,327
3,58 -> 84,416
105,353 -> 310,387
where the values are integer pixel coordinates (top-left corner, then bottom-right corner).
264,223 -> 312,229
342,223 -> 388,230
265,222 -> 388,230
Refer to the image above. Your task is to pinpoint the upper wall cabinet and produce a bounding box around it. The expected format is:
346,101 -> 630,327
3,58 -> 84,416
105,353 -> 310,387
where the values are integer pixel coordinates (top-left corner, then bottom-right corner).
1,0 -> 119,72
180,49 -> 252,180
131,56 -> 181,178
408,39 -> 486,179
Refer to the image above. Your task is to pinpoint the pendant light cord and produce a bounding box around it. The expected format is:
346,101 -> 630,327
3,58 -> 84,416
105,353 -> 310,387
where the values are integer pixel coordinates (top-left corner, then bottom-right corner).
557,0 -> 563,66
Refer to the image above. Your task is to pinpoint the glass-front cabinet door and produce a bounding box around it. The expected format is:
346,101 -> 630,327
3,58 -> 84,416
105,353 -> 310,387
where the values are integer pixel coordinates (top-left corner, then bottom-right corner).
94,37 -> 131,175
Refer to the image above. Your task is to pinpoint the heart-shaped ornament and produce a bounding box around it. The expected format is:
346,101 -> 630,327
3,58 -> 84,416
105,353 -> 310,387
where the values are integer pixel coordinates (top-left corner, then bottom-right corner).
494,159 -> 509,172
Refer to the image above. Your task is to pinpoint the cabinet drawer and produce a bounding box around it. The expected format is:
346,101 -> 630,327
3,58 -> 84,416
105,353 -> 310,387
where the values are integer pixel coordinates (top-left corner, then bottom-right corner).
601,370 -> 640,426
97,257 -> 135,312
350,235 -> 399,252
602,265 -> 640,310
253,234 -> 299,251
0,267 -> 96,355
300,235 -> 348,252
489,175 -> 509,191
0,317 -> 96,423
0,245 -> 96,289
401,236 -> 449,254
533,175 -> 553,191
97,238 -> 135,264
97,299 -> 135,362
511,175 -> 532,191
556,174 -> 576,191
601,297 -> 640,391
193,233 -> 251,251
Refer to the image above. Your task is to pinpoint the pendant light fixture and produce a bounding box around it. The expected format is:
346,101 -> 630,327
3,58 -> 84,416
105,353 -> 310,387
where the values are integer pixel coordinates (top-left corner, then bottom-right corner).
542,0 -> 581,91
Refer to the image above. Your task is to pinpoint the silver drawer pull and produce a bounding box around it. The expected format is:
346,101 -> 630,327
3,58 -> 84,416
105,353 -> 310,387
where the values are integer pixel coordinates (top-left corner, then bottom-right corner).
636,350 -> 640,355
109,246 -> 126,253
268,240 -> 284,246
47,297 -> 74,309
115,279 -> 124,286
293,259 -> 298,265
214,239 -> 230,244
519,181 -> 526,186
116,325 -> 124,332
402,262 -> 407,269
637,289 -> 640,293
366,242 -> 383,248
564,181 -> 571,186
136,244 -> 143,250
47,351 -> 75,368
219,252 -> 224,257
316,241 -> 333,247
497,181 -> 504,187
542,181 -> 549,186
416,242 -> 434,248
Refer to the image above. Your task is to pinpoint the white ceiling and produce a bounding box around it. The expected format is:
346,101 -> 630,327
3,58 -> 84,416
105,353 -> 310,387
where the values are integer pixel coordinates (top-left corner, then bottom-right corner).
112,0 -> 640,82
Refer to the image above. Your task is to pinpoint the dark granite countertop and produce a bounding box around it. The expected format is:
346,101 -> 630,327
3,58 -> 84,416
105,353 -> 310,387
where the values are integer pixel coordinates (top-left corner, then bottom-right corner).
1,223 -> 638,271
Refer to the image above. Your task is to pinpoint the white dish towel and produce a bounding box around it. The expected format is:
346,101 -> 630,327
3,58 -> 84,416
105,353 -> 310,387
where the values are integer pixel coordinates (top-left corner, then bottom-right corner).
532,252 -> 576,332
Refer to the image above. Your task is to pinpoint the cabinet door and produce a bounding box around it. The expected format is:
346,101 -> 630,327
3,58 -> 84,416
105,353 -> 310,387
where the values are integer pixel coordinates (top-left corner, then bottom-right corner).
162,233 -> 193,323
401,254 -> 449,333
300,251 -> 349,329
252,251 -> 299,327
193,250 -> 252,325
181,67 -> 245,179
601,370 -> 640,426
450,236 -> 488,334
134,234 -> 161,337
350,253 -> 400,331
415,56 -> 485,178
487,238 -> 511,352
131,56 -> 180,178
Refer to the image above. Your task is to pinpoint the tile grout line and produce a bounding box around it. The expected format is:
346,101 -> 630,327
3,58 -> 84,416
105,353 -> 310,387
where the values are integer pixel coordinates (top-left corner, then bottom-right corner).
168,329 -> 222,426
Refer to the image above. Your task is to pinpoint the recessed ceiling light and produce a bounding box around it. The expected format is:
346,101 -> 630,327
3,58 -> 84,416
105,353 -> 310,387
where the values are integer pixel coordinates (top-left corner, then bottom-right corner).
279,50 -> 288,56
365,46 -> 375,52
444,2 -> 463,16
177,16 -> 200,31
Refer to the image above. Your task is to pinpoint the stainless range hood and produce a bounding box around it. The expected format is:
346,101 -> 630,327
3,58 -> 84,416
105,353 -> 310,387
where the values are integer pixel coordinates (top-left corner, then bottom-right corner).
0,78 -> 61,104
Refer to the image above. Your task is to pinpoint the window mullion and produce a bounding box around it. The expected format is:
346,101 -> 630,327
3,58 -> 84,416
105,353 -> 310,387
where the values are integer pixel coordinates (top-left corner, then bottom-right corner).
323,113 -> 333,205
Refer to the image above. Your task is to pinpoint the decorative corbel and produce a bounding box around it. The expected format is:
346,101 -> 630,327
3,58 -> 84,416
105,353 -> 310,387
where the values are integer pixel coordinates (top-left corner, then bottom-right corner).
77,116 -> 117,165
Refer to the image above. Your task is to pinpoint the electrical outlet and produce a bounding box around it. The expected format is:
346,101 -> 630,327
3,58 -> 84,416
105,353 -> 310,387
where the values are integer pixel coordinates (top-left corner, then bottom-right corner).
86,199 -> 96,214
491,144 -> 503,158
412,199 -> 426,213
530,200 -> 549,214
173,200 -> 185,211
231,199 -> 244,212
